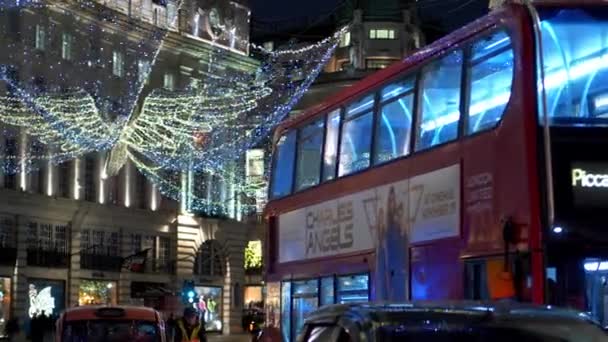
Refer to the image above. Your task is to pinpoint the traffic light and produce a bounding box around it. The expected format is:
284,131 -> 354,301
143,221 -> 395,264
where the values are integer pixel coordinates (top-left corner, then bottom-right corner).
182,280 -> 199,304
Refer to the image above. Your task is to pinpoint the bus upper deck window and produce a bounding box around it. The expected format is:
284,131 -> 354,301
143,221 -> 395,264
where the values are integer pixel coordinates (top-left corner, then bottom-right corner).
538,7 -> 608,124
467,30 -> 514,134
416,49 -> 463,151
270,131 -> 296,198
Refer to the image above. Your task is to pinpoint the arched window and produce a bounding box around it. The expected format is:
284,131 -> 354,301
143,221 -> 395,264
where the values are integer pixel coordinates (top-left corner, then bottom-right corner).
194,240 -> 224,277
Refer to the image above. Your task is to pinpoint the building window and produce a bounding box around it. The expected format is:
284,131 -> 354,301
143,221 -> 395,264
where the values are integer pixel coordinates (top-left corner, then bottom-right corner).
339,31 -> 351,47
373,78 -> 415,164
61,32 -> 73,61
138,60 -> 151,84
136,171 -> 147,209
35,24 -> 45,50
295,119 -> 324,191
194,240 -> 224,277
82,229 -> 119,256
0,217 -> 15,249
366,59 -> 397,70
338,94 -> 375,177
467,31 -> 513,134
84,156 -> 95,202
112,51 -> 125,77
58,161 -> 70,198
416,49 -> 463,151
4,138 -> 16,190
263,41 -> 274,51
369,29 -> 396,40
158,236 -> 171,271
26,222 -> 68,253
270,131 -> 296,198
163,73 -> 175,90
244,240 -> 262,274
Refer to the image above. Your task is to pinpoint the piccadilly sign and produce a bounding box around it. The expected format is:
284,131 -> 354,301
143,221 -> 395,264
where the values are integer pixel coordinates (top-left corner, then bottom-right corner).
570,162 -> 608,208
572,168 -> 608,188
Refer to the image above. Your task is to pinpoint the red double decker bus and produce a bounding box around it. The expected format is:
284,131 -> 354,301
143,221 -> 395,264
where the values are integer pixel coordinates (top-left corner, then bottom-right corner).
263,1 -> 608,340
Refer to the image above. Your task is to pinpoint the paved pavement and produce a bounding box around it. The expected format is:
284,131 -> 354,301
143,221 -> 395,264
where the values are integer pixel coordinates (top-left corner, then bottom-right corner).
207,333 -> 252,342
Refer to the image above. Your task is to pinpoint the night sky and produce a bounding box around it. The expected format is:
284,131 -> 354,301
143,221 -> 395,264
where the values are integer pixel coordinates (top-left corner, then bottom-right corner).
249,0 -> 341,21
249,0 -> 489,42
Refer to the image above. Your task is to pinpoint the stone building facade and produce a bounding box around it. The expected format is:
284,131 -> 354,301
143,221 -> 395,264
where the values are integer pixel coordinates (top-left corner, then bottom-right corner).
0,0 -> 263,336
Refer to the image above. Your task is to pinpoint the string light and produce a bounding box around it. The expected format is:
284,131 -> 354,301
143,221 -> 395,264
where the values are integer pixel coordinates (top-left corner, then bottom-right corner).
0,0 -> 343,216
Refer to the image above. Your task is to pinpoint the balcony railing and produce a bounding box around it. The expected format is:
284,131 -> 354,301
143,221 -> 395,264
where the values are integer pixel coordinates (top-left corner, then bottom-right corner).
27,248 -> 69,268
80,253 -> 123,272
0,247 -> 17,266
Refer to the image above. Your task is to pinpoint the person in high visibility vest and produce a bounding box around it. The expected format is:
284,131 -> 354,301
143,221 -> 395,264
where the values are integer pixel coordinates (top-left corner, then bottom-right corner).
175,307 -> 207,342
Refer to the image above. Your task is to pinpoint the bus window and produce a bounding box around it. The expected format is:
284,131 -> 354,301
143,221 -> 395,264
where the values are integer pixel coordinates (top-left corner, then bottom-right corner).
416,50 -> 463,151
322,109 -> 341,182
270,131 -> 296,198
374,77 -> 415,164
339,95 -> 375,176
295,119 -> 325,191
467,30 -> 514,134
538,7 -> 608,123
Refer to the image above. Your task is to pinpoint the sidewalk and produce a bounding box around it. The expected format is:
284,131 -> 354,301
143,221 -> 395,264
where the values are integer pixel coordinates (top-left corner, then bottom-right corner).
207,333 -> 252,342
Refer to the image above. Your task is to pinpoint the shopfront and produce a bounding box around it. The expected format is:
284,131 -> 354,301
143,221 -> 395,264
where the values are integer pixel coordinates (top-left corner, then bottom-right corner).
0,277 -> 11,338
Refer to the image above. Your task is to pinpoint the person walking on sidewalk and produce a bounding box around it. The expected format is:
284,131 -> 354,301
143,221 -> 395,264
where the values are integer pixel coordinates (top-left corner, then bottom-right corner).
175,307 -> 207,342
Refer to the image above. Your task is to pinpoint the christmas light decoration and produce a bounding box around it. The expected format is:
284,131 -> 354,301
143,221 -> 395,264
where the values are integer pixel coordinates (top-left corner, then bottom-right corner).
0,0 -> 345,216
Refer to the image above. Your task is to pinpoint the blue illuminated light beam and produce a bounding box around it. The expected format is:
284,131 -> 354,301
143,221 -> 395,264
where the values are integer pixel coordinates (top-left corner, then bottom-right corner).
380,111 -> 397,155
483,36 -> 510,51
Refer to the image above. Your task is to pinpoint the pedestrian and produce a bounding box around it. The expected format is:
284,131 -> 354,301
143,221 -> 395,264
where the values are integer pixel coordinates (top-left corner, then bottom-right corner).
4,318 -> 19,342
166,313 -> 176,341
175,307 -> 206,342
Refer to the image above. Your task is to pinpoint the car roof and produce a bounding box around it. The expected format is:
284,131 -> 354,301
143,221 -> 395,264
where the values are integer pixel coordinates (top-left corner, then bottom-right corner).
304,301 -> 595,326
62,306 -> 159,322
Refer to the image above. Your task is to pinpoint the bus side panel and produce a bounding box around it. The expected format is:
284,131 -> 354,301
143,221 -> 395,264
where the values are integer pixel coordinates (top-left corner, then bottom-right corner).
411,240 -> 462,300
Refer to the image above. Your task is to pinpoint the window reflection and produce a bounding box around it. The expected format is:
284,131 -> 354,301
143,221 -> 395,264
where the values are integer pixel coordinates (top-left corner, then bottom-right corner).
338,113 -> 373,176
539,8 -> 608,123
416,50 -> 463,151
270,131 -> 296,198
295,119 -> 324,191
467,31 -> 513,134
322,110 -> 341,182
337,274 -> 369,304
281,282 -> 291,342
374,78 -> 415,164
321,277 -> 335,306
339,96 -> 374,177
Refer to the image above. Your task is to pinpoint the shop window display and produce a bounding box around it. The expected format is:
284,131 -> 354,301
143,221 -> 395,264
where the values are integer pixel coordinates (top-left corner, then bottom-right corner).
194,286 -> 222,332
0,277 -> 11,338
28,279 -> 64,319
79,280 -> 118,306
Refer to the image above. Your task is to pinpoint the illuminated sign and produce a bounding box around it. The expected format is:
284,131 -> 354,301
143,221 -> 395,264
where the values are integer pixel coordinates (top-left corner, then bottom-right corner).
572,168 -> 608,188
571,162 -> 608,208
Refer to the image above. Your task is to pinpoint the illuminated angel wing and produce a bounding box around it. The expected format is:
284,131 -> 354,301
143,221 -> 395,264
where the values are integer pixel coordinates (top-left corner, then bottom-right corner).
35,286 -> 55,317
121,85 -> 272,171
0,90 -> 121,165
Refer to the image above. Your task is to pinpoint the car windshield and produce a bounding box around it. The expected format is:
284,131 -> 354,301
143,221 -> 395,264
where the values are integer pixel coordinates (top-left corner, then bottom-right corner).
376,317 -> 608,342
62,320 -> 160,342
